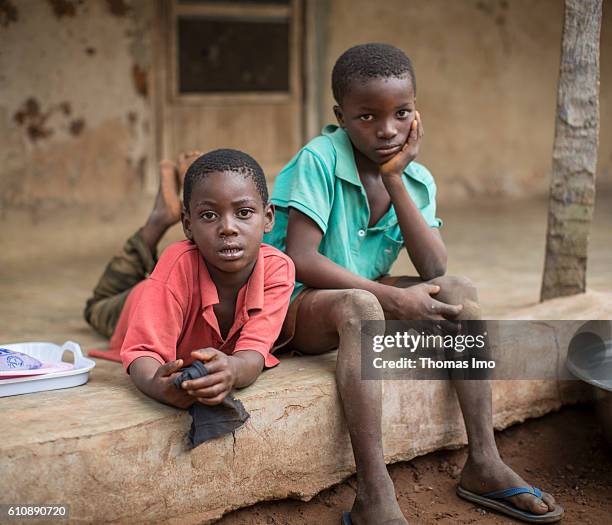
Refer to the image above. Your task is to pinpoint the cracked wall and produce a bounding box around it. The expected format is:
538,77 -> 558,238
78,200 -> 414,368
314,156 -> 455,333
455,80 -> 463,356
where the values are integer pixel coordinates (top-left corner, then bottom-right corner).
0,0 -> 154,218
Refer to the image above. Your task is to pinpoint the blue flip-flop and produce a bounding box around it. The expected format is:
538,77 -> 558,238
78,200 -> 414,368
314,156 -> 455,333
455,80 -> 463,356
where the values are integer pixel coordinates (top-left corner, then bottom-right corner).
457,485 -> 564,523
341,511 -> 352,524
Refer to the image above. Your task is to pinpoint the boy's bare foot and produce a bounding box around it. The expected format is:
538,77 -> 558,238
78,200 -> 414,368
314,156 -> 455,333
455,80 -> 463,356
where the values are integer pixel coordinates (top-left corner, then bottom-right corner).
151,160 -> 182,226
141,160 -> 181,252
460,453 -> 558,515
350,471 -> 408,525
177,150 -> 202,189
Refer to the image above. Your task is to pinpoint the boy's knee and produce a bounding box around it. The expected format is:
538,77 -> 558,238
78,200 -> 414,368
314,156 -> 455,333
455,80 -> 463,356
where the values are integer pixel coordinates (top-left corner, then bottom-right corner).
336,289 -> 384,329
433,275 -> 478,299
431,275 -> 481,319
454,275 -> 478,299
83,298 -> 96,327
83,296 -> 120,339
450,276 -> 481,319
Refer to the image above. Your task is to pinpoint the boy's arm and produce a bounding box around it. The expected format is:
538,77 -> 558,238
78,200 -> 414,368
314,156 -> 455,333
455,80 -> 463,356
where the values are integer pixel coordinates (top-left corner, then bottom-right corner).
286,208 -> 461,323
181,255 -> 295,405
128,356 -> 195,409
380,112 -> 447,280
382,177 -> 447,280
228,350 -> 265,387
129,351 -> 263,408
286,208 -> 387,295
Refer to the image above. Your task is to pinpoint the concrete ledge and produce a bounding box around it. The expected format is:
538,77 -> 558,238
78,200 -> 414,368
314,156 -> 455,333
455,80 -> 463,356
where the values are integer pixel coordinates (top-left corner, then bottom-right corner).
3,293 -> 610,524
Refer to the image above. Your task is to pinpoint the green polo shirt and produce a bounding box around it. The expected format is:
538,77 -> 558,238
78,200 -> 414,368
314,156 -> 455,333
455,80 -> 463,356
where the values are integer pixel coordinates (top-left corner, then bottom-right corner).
264,125 -> 442,301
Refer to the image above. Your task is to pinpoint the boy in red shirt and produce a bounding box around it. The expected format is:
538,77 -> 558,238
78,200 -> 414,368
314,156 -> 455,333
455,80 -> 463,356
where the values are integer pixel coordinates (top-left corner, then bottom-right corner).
85,149 -> 294,409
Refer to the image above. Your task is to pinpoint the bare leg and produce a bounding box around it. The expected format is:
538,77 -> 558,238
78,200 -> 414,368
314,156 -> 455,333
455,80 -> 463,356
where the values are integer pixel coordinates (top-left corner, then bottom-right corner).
454,379 -> 555,513
408,275 -> 558,515
85,154 -> 197,338
141,160 -> 182,252
290,289 -> 407,525
140,151 -> 201,252
85,160 -> 183,337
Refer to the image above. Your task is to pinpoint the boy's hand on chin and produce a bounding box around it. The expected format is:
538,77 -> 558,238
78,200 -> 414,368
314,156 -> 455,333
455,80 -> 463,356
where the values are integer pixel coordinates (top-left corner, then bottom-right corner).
379,110 -> 424,182
151,359 -> 194,409
181,348 -> 237,406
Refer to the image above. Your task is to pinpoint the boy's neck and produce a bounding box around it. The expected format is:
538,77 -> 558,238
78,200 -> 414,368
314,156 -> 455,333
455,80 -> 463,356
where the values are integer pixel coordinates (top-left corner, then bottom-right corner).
352,144 -> 380,180
204,258 -> 257,297
351,143 -> 395,228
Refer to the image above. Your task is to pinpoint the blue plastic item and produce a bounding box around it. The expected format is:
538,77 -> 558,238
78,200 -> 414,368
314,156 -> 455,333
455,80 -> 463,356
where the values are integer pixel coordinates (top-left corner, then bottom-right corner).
0,348 -> 43,371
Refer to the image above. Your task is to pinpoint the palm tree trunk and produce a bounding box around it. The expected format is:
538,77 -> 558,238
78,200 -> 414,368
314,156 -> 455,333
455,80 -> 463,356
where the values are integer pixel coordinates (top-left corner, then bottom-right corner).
541,0 -> 602,301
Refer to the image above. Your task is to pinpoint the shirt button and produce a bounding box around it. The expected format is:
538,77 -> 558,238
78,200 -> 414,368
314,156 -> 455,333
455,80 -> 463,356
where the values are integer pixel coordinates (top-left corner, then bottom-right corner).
358,229 -> 366,237
384,248 -> 392,254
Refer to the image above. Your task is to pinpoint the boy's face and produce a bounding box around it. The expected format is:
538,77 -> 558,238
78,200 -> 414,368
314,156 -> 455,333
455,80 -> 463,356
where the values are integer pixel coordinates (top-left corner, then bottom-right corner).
181,171 -> 274,281
334,75 -> 416,166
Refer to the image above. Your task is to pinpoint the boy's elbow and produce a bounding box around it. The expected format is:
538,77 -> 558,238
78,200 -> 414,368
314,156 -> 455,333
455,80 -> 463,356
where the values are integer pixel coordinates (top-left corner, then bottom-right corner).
421,256 -> 447,281
431,262 -> 447,279
285,247 -> 312,280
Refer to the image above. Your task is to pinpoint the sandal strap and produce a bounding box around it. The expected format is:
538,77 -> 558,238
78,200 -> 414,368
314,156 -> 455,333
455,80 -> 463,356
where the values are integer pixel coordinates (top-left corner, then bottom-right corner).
482,486 -> 542,499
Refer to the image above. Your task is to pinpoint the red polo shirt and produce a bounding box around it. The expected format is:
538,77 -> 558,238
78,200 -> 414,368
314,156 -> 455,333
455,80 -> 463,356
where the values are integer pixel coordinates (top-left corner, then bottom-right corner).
110,240 -> 295,371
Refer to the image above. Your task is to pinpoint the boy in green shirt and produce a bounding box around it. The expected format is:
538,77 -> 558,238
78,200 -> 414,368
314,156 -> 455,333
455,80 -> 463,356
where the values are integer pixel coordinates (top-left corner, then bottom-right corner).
265,44 -> 562,524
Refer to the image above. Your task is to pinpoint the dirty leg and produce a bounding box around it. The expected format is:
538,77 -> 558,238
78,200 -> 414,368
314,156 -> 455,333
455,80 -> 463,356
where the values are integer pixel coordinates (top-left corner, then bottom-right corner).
83,229 -> 156,338
290,289 -> 408,525
84,157 -> 187,338
429,275 -> 558,515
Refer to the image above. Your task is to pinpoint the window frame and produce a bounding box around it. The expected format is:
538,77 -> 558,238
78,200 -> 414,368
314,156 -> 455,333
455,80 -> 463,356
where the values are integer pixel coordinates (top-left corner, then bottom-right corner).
168,0 -> 300,105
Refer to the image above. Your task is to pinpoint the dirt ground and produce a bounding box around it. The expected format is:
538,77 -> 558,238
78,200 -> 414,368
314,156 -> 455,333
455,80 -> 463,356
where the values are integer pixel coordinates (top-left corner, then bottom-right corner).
218,404 -> 612,525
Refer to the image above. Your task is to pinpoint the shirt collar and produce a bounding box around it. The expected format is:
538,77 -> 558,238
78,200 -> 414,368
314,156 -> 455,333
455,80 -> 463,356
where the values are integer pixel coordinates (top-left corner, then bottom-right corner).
197,247 -> 265,313
198,255 -> 220,308
322,124 -> 361,187
242,247 -> 265,312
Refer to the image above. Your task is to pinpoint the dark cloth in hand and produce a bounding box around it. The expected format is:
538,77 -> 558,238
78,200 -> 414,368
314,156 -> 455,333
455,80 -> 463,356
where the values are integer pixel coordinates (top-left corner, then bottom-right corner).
174,361 -> 250,447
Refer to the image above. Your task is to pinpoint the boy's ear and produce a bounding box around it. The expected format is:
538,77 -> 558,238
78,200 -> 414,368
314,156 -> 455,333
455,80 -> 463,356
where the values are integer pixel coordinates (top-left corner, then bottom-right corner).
181,208 -> 193,241
333,105 -> 345,128
263,203 -> 275,234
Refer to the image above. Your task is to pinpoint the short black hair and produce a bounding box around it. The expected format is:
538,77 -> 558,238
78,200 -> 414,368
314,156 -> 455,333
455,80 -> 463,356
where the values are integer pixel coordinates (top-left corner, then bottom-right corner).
183,148 -> 268,211
331,43 -> 416,104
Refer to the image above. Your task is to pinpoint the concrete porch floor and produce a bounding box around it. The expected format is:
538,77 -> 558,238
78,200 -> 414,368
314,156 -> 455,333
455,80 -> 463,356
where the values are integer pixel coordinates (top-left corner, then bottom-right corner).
1,191 -> 611,345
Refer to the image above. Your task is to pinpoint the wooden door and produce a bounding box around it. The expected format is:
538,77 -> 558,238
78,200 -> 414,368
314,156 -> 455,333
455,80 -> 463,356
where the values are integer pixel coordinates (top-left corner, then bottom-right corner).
154,0 -> 303,179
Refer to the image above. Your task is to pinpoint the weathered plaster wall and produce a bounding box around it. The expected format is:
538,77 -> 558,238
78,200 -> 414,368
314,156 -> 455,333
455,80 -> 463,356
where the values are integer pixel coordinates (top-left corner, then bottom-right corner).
0,0 -> 154,219
1,0 -> 610,217
320,0 -> 612,201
